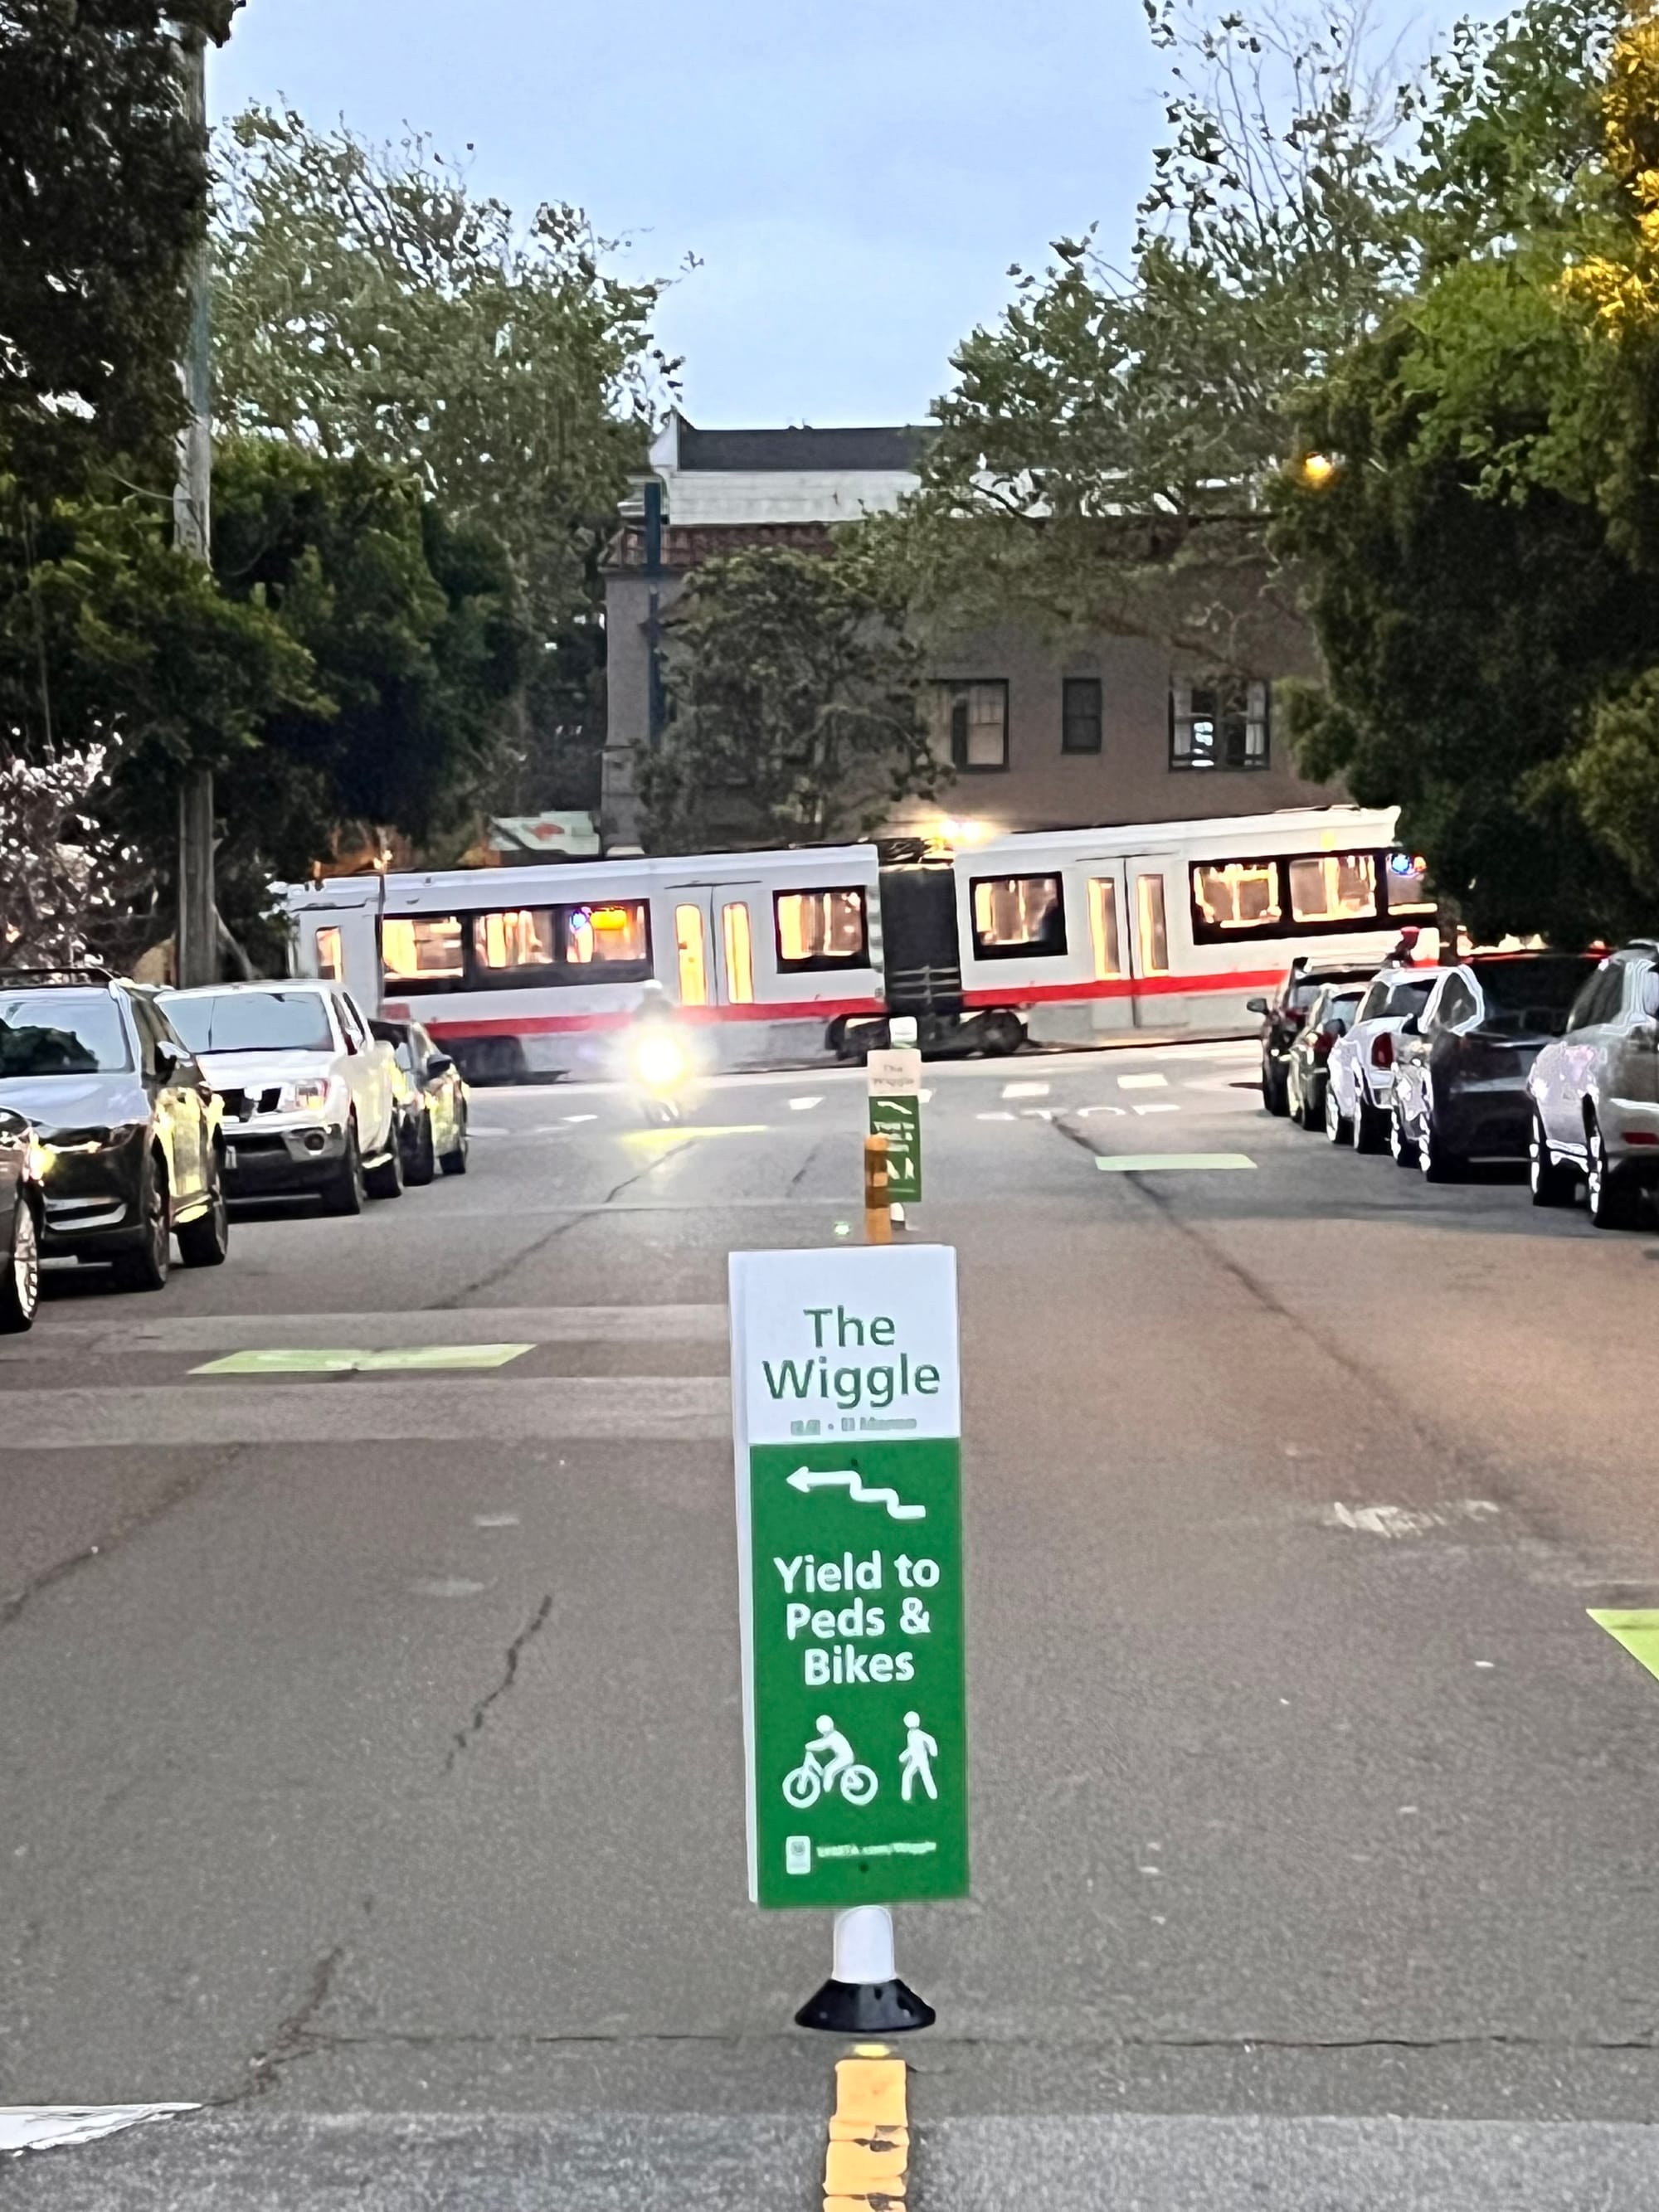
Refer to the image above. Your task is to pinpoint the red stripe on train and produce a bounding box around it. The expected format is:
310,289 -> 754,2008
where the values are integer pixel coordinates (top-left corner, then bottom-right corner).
424,994 -> 884,1040
962,967 -> 1286,1009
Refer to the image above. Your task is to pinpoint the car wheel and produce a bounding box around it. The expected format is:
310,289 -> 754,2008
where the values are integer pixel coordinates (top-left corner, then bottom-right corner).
0,1195 -> 40,1333
404,1110 -> 436,1187
175,1175 -> 230,1266
981,1010 -> 1026,1057
1389,1096 -> 1418,1167
1262,1058 -> 1289,1117
439,1106 -> 469,1177
112,1155 -> 171,1291
1528,1112 -> 1578,1208
1417,1108 -> 1463,1181
1354,1096 -> 1388,1154
365,1131 -> 405,1201
319,1121 -> 365,1217
1587,1116 -> 1640,1229
1324,1080 -> 1351,1145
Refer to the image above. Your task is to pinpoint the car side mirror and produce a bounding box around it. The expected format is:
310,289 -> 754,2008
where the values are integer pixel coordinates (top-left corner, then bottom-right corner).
1642,972 -> 1659,1020
426,1053 -> 455,1079
1245,998 -> 1268,1015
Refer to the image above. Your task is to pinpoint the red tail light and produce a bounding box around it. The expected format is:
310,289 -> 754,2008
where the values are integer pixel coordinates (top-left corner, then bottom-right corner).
1370,1032 -> 1395,1069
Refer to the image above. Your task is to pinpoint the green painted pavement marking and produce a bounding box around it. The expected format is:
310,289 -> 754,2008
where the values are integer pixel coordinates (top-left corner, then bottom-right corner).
192,1345 -> 534,1376
1094,1152 -> 1258,1173
1588,1609 -> 1659,1681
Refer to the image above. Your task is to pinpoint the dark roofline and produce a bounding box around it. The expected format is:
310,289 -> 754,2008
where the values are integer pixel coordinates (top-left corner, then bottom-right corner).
676,422 -> 931,474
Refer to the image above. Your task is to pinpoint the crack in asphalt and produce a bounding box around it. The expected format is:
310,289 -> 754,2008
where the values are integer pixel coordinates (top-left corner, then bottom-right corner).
445,1592 -> 555,1773
0,1457 -> 231,1636
789,1137 -> 825,1192
221,1943 -> 348,2106
436,1140 -> 698,1307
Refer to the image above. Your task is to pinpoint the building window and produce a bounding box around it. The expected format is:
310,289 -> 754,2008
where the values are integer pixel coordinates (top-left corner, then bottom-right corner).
933,679 -> 1009,771
775,888 -> 868,972
1170,678 -> 1269,771
969,874 -> 1067,960
1062,677 -> 1102,755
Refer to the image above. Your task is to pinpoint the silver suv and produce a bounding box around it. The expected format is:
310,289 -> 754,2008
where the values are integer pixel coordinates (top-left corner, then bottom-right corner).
1526,944 -> 1659,1228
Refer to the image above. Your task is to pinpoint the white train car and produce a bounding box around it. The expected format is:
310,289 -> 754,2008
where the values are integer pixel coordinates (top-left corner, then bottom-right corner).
941,805 -> 1434,1048
280,804 -> 1433,1077
280,845 -> 885,1081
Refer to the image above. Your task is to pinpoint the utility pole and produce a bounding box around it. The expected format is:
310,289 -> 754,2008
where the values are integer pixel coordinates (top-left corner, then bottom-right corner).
174,23 -> 217,988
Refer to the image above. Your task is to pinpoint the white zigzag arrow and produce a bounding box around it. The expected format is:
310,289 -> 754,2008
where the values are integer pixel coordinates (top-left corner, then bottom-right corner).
786,1466 -> 926,1520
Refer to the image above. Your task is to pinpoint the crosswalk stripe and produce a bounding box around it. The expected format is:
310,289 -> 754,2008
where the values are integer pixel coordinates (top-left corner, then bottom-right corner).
4,1305 -> 729,1356
1094,1152 -> 1257,1173
0,1377 -> 732,1450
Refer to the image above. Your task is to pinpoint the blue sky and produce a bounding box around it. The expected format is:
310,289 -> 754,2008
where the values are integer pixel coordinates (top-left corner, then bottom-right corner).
214,0 -> 1470,431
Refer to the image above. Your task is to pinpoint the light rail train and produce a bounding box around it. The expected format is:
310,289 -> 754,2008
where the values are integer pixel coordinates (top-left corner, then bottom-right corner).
279,806 -> 1435,1081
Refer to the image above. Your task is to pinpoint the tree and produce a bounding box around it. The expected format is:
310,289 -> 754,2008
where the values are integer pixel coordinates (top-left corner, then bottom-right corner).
213,110 -> 670,807
0,0 -> 237,485
1273,0 -> 1659,941
640,547 -> 942,852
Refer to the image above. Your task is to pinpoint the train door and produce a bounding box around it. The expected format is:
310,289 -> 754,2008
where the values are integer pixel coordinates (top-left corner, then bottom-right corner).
1078,861 -> 1134,1034
1126,858 -> 1178,1030
663,883 -> 761,1014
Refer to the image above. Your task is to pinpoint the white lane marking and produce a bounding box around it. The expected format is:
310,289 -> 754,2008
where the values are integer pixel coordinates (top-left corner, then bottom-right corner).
473,1513 -> 521,1529
919,1088 -> 935,1103
23,1305 -> 728,1354
410,1577 -> 489,1598
564,1113 -> 598,1124
1117,1072 -> 1169,1090
1093,1153 -> 1257,1172
1,2106 -> 200,2154
0,1378 -> 732,1450
465,1125 -> 511,1136
1001,1080 -> 1051,1099
1324,1500 -> 1501,1539
1074,1105 -> 1127,1118
1020,1107 -> 1055,1121
789,1096 -> 823,1111
976,1111 -> 1016,1121
1131,1101 -> 1180,1116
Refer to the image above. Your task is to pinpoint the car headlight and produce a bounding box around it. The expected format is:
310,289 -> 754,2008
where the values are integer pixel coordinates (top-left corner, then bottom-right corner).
39,1122 -> 143,1158
283,1077 -> 335,1113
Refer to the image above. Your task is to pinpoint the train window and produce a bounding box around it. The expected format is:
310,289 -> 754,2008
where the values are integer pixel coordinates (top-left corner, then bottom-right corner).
970,874 -> 1067,960
1383,851 -> 1435,914
775,888 -> 868,972
675,906 -> 708,1007
1136,874 -> 1170,975
383,916 -> 464,984
1288,852 -> 1376,926
722,902 -> 756,1002
1088,878 -> 1122,980
1191,860 -> 1282,934
472,902 -> 652,983
314,925 -> 343,982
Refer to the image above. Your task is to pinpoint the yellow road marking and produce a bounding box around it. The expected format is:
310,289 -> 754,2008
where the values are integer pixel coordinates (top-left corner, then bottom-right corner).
825,2048 -> 908,2209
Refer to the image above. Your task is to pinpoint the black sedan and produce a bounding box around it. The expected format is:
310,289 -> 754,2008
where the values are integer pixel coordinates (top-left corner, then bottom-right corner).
369,1017 -> 469,1183
0,973 -> 229,1290
0,1106 -> 45,1331
1389,952 -> 1602,1179
1285,980 -> 1367,1129
1251,957 -> 1382,1116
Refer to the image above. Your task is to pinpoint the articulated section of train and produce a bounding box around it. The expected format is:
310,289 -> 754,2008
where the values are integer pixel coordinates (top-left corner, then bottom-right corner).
280,805 -> 1432,1081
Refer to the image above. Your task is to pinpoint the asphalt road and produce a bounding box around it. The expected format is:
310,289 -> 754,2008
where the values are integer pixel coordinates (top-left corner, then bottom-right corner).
7,1038 -> 1659,2206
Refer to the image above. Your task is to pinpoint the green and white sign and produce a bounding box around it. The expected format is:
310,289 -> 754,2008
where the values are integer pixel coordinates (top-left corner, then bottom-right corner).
730,1244 -> 968,1909
867,1046 -> 923,1205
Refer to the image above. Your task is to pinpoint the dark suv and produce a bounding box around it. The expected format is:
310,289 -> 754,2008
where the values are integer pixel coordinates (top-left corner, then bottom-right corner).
1250,957 -> 1384,1116
0,971 -> 229,1290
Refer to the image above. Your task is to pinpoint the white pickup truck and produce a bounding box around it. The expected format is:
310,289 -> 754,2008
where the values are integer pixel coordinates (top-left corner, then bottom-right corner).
160,980 -> 402,1213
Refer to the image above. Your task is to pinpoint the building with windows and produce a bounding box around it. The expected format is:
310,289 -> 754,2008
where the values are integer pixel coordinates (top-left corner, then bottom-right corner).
601,413 -> 1337,849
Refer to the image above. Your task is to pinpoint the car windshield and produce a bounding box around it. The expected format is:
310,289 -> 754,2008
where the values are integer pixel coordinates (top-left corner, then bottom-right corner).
1472,957 -> 1598,1033
1388,976 -> 1435,1015
0,993 -> 131,1077
164,990 -> 335,1054
1320,990 -> 1365,1030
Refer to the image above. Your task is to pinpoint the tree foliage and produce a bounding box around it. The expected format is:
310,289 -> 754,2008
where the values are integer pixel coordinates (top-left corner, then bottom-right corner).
641,547 -> 941,852
0,0 -> 236,485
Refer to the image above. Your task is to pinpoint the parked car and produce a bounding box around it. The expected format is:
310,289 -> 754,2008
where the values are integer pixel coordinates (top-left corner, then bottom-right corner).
1286,981 -> 1367,1129
0,1106 -> 46,1331
0,970 -> 229,1289
161,980 -> 401,1214
1250,957 -> 1385,1116
1525,942 -> 1659,1227
369,1017 -> 470,1184
1325,966 -> 1438,1150
1389,952 -> 1602,1179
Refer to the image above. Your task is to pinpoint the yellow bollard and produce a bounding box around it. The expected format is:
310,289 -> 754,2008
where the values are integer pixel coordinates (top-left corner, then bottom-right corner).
864,1135 -> 892,1244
